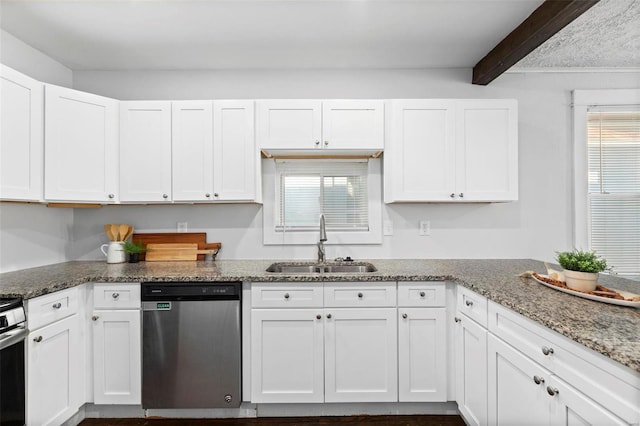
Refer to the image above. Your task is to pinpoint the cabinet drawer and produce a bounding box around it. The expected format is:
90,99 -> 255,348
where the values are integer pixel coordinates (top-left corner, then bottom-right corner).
488,301 -> 640,424
398,281 -> 445,307
93,283 -> 141,309
27,286 -> 79,330
252,283 -> 323,308
324,282 -> 396,307
456,286 -> 487,327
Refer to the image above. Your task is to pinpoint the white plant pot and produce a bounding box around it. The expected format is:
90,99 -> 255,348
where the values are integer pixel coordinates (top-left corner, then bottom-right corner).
563,270 -> 598,292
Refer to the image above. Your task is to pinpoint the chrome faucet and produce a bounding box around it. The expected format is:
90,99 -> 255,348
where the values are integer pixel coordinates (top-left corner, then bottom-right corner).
318,214 -> 327,262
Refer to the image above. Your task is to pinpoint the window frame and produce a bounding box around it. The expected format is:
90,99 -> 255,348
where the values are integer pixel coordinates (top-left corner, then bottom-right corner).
262,158 -> 382,245
572,89 -> 640,250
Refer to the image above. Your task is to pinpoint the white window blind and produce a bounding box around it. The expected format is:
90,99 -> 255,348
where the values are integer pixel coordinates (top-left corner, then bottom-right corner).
587,109 -> 640,276
275,160 -> 369,232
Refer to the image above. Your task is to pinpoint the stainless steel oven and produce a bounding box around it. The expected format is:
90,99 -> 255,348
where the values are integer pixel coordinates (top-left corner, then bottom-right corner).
0,298 -> 26,426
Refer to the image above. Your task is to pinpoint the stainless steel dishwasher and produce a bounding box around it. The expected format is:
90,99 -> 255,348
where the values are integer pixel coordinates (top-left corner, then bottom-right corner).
141,282 -> 241,409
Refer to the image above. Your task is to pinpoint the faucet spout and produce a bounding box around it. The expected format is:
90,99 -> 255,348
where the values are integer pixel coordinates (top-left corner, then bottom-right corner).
318,214 -> 327,262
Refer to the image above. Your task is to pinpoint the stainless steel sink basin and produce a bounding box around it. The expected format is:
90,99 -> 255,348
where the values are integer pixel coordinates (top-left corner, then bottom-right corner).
266,262 -> 377,274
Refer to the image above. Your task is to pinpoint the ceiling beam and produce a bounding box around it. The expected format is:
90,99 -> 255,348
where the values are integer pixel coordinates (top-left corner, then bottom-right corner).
472,0 -> 600,85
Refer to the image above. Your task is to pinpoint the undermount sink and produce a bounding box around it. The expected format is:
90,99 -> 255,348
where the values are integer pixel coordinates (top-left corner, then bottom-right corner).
266,262 -> 377,274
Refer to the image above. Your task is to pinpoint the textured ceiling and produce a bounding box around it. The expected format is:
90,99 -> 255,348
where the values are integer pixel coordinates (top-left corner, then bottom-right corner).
515,0 -> 640,69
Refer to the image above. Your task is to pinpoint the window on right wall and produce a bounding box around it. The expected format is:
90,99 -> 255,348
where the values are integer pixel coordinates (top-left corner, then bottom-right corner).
586,109 -> 640,276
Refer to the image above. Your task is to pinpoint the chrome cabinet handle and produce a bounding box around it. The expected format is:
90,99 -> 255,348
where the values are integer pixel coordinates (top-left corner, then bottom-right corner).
92,315 -> 99,321
324,141 -> 329,146
542,346 -> 554,356
315,140 -> 320,146
402,313 -> 408,319
33,336 -> 43,343
316,314 -> 322,320
52,303 -> 62,309
108,193 -> 115,199
112,293 -> 119,299
284,293 -> 290,299
546,386 -> 559,396
450,193 -> 456,198
357,292 -> 363,298
419,291 -> 426,297
454,317 -> 461,323
214,193 -> 219,198
533,375 -> 545,385
459,193 -> 464,198
205,193 -> 211,198
162,194 -> 168,199
326,313 -> 332,319
465,300 -> 474,306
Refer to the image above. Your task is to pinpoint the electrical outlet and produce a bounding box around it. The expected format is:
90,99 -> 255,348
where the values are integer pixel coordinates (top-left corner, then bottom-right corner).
177,222 -> 188,233
419,220 -> 430,236
383,220 -> 394,236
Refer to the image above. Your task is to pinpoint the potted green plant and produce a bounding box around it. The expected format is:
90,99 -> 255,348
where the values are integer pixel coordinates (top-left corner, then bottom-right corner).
555,249 -> 608,292
124,241 -> 145,263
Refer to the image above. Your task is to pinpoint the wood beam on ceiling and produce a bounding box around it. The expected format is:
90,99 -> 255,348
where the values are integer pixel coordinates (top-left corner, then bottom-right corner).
472,0 -> 600,85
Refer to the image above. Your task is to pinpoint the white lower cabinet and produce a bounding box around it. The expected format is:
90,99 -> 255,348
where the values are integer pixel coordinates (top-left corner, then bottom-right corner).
251,309 -> 324,403
26,288 -> 82,426
324,308 -> 397,403
91,283 -> 141,405
91,309 -> 141,404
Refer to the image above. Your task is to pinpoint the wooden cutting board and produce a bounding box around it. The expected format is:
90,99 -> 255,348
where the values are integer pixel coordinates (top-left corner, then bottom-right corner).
145,243 -> 217,261
132,232 -> 208,260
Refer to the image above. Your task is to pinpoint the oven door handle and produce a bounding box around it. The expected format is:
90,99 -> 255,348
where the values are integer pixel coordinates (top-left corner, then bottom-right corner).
0,326 -> 27,350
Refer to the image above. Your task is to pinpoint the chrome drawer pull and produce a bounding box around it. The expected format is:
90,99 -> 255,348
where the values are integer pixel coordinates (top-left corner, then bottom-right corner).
546,386 -> 559,396
419,291 -> 426,297
357,292 -> 363,299
284,293 -> 290,299
112,293 -> 120,299
92,315 -> 100,321
326,313 -> 332,319
533,375 -> 545,385
454,317 -> 461,323
542,346 -> 554,356
316,314 -> 322,320
465,300 -> 473,307
52,303 -> 62,309
402,313 -> 408,319
33,336 -> 43,343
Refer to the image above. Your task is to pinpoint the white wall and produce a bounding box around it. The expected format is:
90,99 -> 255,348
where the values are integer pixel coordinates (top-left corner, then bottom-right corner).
0,30 -> 74,272
71,68 -> 640,262
0,29 -> 72,87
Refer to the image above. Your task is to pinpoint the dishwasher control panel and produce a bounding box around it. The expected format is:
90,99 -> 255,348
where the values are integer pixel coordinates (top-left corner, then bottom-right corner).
141,282 -> 241,301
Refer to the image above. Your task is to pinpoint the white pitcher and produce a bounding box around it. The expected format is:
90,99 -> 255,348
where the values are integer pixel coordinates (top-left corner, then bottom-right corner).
100,241 -> 126,264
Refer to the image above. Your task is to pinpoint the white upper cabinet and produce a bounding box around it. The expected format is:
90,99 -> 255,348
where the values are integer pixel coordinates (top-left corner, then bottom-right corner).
213,100 -> 257,201
0,65 -> 43,201
384,100 -> 456,202
385,99 -> 518,203
171,101 -> 214,202
257,100 -> 383,151
44,85 -> 119,202
455,99 -> 518,202
119,101 -> 172,202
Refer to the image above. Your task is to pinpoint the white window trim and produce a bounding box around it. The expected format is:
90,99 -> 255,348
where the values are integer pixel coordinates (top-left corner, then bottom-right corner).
572,89 -> 640,249
262,158 -> 382,245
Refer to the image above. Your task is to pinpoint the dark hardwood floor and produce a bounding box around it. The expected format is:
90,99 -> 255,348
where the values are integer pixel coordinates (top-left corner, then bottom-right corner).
79,415 -> 466,426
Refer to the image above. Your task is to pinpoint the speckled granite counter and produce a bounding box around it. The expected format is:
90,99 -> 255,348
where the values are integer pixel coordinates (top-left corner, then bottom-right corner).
1,259 -> 639,373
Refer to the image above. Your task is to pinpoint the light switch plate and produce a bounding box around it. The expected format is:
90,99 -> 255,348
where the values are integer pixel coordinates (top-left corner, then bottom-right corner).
383,220 -> 394,236
177,222 -> 188,233
419,220 -> 430,236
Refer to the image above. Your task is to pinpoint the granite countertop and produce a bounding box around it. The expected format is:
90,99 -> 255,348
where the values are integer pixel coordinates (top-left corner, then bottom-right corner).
1,259 -> 639,373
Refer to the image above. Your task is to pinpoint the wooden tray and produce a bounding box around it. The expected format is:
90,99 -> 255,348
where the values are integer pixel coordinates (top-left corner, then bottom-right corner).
532,274 -> 640,308
131,232 -> 220,261
145,243 -> 218,261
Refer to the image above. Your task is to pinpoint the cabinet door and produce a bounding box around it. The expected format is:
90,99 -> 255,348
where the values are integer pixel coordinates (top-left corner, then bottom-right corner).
384,100 -> 456,202
27,315 -> 81,426
547,375 -> 628,426
398,308 -> 447,402
455,99 -> 518,201
487,334 -> 550,426
120,101 -> 172,202
251,309 -> 324,403
171,101 -> 214,202
324,308 -> 397,403
213,100 -> 257,201
455,313 -> 488,426
0,65 -> 43,201
321,100 -> 383,150
44,85 -> 118,202
92,310 -> 141,405
256,100 -> 321,150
